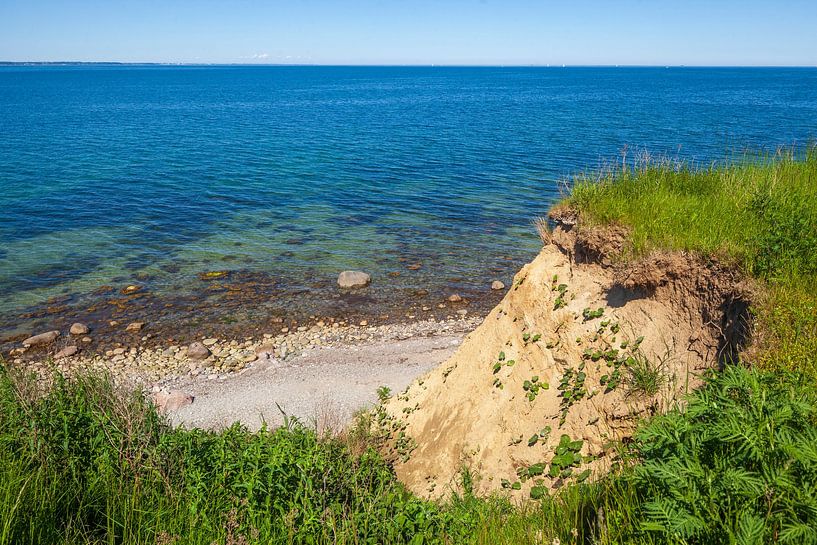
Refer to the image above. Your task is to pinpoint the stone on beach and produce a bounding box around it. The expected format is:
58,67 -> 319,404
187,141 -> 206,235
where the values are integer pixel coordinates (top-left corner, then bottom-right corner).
448,294 -> 463,302
337,270 -> 371,289
70,322 -> 90,335
55,346 -> 78,359
153,389 -> 194,412
187,341 -> 211,360
255,344 -> 276,359
491,280 -> 506,290
22,330 -> 60,347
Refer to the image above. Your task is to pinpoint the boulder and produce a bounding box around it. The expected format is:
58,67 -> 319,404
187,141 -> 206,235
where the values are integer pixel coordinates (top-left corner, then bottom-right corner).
491,280 -> 506,290
22,330 -> 60,347
187,341 -> 211,360
152,390 -> 194,412
337,270 -> 371,289
69,322 -> 90,335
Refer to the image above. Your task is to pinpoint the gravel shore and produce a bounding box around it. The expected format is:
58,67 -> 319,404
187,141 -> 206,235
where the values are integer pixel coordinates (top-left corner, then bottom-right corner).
8,316 -> 482,430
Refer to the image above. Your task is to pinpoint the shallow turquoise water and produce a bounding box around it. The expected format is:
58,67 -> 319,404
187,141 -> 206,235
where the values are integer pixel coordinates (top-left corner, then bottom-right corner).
0,66 -> 816,333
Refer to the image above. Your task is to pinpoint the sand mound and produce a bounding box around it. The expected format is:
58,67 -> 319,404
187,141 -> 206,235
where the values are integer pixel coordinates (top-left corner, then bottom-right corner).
384,222 -> 751,499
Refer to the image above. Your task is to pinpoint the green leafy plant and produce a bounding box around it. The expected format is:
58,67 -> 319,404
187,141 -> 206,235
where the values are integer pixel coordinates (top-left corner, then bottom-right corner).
582,307 -> 605,321
631,366 -> 817,544
522,376 -> 549,402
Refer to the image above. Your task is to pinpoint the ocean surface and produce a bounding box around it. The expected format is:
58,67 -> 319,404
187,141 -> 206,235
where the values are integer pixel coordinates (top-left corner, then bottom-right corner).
1,66 -> 816,338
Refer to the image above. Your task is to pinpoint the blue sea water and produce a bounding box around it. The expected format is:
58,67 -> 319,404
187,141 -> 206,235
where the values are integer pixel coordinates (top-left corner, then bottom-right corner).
0,66 -> 816,332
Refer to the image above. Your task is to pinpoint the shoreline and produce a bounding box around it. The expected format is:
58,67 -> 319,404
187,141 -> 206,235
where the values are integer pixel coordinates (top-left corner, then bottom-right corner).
1,271 -> 507,365
5,313 -> 484,428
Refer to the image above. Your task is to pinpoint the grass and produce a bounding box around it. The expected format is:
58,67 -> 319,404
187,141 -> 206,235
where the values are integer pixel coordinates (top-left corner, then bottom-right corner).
564,147 -> 817,378
0,366 -> 650,545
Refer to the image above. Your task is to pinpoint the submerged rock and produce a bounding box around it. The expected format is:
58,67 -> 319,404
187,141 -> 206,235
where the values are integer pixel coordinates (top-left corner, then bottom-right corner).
70,322 -> 90,335
491,280 -> 506,290
22,330 -> 60,347
125,322 -> 144,333
337,271 -> 371,289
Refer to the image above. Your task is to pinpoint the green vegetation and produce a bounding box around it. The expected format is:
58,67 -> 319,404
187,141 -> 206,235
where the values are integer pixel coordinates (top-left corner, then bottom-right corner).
0,367 -> 646,545
5,365 -> 815,544
565,147 -> 817,378
633,366 -> 817,544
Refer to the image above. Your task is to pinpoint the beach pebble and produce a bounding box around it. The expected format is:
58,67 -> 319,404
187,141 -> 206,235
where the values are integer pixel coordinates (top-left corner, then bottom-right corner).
54,346 -> 78,359
203,338 -> 218,346
187,342 -> 211,360
447,294 -> 463,302
337,270 -> 371,289
70,322 -> 90,335
22,330 -> 60,347
240,351 -> 258,363
152,390 -> 194,412
491,280 -> 506,290
255,344 -> 276,358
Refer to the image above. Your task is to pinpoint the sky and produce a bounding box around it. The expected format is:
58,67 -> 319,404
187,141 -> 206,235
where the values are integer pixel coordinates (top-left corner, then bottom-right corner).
1,0 -> 815,66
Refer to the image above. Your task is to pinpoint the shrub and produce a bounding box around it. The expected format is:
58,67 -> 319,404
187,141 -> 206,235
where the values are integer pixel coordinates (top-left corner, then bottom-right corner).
630,366 -> 817,544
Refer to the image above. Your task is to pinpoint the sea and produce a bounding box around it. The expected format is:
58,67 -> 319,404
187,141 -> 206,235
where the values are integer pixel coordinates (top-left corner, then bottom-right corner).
1,65 -> 815,341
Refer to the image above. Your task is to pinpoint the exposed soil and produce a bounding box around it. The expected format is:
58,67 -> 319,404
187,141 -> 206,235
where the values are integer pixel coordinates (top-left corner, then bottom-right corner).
385,218 -> 754,499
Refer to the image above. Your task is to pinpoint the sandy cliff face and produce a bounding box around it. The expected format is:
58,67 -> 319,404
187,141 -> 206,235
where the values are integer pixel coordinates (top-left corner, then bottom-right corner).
385,222 -> 751,499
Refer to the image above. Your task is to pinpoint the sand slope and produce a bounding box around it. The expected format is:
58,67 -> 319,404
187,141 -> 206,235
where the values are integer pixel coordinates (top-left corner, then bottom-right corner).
386,227 -> 749,498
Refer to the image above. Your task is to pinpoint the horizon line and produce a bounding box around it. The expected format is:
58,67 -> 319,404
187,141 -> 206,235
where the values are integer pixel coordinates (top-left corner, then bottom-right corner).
1,61 -> 816,69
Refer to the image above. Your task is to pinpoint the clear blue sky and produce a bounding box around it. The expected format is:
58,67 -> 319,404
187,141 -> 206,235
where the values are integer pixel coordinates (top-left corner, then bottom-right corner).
1,0 -> 815,66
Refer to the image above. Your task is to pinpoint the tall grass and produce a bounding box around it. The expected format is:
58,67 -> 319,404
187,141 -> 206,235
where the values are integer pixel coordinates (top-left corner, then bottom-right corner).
0,367 -> 649,545
564,147 -> 817,377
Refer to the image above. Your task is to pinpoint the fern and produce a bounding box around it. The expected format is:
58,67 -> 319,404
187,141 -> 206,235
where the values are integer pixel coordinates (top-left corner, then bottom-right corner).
631,366 -> 817,544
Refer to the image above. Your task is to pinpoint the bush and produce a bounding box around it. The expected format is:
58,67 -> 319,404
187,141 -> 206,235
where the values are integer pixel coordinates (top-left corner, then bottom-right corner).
630,366 -> 817,544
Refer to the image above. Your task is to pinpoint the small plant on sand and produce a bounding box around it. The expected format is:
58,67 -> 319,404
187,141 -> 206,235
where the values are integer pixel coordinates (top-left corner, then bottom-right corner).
582,307 -> 605,322
557,365 -> 587,424
377,385 -> 392,402
522,376 -> 549,402
552,282 -> 569,310
624,352 -> 665,397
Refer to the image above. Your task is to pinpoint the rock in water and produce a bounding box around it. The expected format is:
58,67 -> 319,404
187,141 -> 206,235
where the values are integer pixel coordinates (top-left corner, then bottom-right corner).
187,341 -> 211,360
69,322 -> 90,335
22,330 -> 60,347
125,322 -> 144,332
491,280 -> 506,290
337,270 -> 371,289
448,294 -> 463,302
153,390 -> 194,412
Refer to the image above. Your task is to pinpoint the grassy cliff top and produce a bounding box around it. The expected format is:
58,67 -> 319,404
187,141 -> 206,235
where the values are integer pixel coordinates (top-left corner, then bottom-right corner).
561,148 -> 817,377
